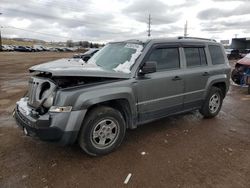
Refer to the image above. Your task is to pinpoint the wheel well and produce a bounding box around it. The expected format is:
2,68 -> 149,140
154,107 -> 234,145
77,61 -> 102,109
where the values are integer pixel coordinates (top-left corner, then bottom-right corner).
85,99 -> 132,129
212,82 -> 226,98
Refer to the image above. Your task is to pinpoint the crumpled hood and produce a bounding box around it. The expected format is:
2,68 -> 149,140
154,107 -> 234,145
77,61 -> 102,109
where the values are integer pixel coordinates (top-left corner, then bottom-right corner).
29,58 -> 130,78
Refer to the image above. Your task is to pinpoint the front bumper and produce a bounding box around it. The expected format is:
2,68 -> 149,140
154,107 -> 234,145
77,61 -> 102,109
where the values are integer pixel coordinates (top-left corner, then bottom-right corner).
14,105 -> 63,141
14,99 -> 86,145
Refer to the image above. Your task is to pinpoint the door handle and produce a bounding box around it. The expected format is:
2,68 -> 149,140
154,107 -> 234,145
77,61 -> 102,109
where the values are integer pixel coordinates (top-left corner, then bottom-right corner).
202,72 -> 210,76
172,76 -> 182,81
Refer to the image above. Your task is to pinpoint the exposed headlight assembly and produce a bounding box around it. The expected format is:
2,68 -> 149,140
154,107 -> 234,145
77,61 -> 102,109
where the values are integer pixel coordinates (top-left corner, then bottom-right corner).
42,93 -> 54,108
40,82 -> 55,108
49,106 -> 72,113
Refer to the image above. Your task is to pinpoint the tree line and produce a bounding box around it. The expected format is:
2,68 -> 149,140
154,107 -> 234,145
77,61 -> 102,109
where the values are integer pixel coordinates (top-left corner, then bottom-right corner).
66,40 -> 104,48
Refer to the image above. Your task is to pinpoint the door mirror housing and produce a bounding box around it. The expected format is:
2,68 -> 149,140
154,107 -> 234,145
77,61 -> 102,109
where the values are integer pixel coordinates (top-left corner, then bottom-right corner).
83,56 -> 91,62
140,61 -> 157,75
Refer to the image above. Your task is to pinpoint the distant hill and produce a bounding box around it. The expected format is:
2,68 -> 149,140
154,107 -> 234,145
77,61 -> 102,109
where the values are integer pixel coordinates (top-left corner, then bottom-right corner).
2,37 -> 103,48
11,38 -> 45,43
2,38 -> 46,46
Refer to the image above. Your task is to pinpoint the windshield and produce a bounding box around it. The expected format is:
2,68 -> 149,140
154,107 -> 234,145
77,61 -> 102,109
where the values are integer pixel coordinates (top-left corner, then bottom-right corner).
88,42 -> 143,73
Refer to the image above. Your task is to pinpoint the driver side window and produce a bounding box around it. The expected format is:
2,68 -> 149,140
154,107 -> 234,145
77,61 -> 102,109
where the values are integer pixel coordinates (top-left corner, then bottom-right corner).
148,47 -> 180,71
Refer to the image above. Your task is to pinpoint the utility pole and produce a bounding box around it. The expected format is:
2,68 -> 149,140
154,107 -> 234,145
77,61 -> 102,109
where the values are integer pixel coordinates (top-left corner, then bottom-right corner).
0,28 -> 2,52
184,20 -> 188,37
147,14 -> 151,37
0,13 -> 2,52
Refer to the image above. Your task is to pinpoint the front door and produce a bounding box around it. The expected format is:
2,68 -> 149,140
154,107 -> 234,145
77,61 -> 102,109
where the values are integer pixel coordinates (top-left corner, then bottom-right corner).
135,45 -> 184,123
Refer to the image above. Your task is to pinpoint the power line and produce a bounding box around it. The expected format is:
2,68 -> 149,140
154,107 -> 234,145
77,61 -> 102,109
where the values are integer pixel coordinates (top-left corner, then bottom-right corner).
2,0 -> 97,14
3,8 -> 133,33
0,2 -> 148,41
0,13 -> 2,51
3,26 -> 78,40
3,25 -> 133,42
35,0 -> 99,15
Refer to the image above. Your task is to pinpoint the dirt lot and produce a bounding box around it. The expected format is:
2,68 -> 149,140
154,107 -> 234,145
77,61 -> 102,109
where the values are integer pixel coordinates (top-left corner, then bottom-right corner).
0,52 -> 250,188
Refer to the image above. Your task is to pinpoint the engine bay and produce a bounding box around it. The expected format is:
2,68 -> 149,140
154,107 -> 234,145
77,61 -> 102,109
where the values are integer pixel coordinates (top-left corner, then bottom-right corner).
32,71 -> 120,88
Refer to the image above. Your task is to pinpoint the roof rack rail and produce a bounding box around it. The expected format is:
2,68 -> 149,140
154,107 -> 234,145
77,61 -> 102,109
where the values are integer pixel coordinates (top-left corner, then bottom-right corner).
178,36 -> 216,42
124,39 -> 142,43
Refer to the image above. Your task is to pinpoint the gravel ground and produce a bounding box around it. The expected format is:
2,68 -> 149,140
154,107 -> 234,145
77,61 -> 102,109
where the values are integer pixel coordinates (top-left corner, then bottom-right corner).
0,52 -> 250,188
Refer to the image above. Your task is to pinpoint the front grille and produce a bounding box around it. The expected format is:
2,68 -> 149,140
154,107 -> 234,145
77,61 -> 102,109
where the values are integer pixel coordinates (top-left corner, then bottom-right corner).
28,78 -> 39,107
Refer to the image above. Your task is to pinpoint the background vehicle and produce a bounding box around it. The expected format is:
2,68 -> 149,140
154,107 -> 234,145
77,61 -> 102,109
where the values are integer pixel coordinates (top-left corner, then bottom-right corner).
14,37 -> 230,156
1,45 -> 9,51
239,49 -> 250,58
225,49 -> 241,59
1,45 -> 14,51
14,46 -> 32,52
231,53 -> 250,94
33,45 -> 49,52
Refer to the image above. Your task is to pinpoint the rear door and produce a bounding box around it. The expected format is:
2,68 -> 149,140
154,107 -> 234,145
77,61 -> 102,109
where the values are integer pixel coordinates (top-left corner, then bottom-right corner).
181,45 -> 209,110
135,44 -> 185,123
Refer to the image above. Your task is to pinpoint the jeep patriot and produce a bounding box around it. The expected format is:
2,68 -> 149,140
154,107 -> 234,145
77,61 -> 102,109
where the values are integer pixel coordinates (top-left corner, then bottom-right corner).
14,37 -> 231,156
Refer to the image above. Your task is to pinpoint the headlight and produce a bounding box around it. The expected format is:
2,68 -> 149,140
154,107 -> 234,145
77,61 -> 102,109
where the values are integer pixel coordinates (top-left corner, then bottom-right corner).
40,82 -> 54,108
43,94 -> 54,108
49,106 -> 72,113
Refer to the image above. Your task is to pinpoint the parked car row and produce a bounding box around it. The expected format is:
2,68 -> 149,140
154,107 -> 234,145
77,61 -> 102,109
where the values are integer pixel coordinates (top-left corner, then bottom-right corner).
225,48 -> 250,59
1,44 -> 77,52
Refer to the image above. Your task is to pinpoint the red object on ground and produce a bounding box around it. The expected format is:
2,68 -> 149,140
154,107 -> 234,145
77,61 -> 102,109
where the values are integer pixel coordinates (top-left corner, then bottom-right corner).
237,53 -> 250,66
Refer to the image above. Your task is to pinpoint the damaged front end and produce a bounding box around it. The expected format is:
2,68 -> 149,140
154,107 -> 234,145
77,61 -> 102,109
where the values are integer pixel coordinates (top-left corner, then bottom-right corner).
14,68 -> 124,144
14,49 -> 132,144
24,68 -> 123,114
14,74 -> 71,143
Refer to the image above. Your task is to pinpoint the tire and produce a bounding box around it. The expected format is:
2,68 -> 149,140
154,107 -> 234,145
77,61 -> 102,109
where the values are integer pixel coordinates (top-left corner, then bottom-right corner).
78,106 -> 126,156
199,86 -> 223,118
231,69 -> 241,85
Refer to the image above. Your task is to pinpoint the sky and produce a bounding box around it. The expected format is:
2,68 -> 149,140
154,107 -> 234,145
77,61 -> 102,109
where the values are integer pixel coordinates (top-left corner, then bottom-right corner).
0,0 -> 250,43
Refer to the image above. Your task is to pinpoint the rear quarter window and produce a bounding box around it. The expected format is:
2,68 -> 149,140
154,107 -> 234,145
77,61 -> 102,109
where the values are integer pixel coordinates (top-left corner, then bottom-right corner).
208,45 -> 225,65
184,47 -> 207,67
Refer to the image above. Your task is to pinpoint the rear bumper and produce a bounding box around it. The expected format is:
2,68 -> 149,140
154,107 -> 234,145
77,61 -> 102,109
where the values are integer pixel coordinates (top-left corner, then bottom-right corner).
14,102 -> 81,145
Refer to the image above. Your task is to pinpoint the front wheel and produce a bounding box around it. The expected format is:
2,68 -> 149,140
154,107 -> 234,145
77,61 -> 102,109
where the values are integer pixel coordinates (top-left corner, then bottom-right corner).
200,87 -> 223,118
78,106 -> 126,156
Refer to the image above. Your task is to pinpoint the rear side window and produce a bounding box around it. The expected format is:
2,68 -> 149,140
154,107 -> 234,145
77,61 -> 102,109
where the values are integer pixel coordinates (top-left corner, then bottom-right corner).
208,45 -> 225,65
184,48 -> 200,67
199,48 -> 207,65
184,47 -> 207,67
148,48 -> 180,70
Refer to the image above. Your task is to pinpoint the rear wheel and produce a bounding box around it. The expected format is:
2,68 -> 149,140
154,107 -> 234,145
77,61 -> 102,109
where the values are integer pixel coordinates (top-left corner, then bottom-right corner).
200,86 -> 223,118
78,106 -> 126,156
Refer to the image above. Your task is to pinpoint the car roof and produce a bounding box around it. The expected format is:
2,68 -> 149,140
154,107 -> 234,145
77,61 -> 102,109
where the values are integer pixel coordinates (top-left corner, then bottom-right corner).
121,37 -> 218,45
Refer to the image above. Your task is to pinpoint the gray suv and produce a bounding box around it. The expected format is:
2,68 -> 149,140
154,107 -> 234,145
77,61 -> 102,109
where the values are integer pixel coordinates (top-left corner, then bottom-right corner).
14,37 -> 231,156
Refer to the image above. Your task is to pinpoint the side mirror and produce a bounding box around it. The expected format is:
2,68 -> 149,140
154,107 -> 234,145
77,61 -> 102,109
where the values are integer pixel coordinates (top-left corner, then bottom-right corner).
83,56 -> 91,62
140,61 -> 157,75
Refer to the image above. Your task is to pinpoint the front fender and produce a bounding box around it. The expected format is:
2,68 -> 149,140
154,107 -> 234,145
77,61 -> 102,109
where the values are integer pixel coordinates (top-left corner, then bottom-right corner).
73,87 -> 137,120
